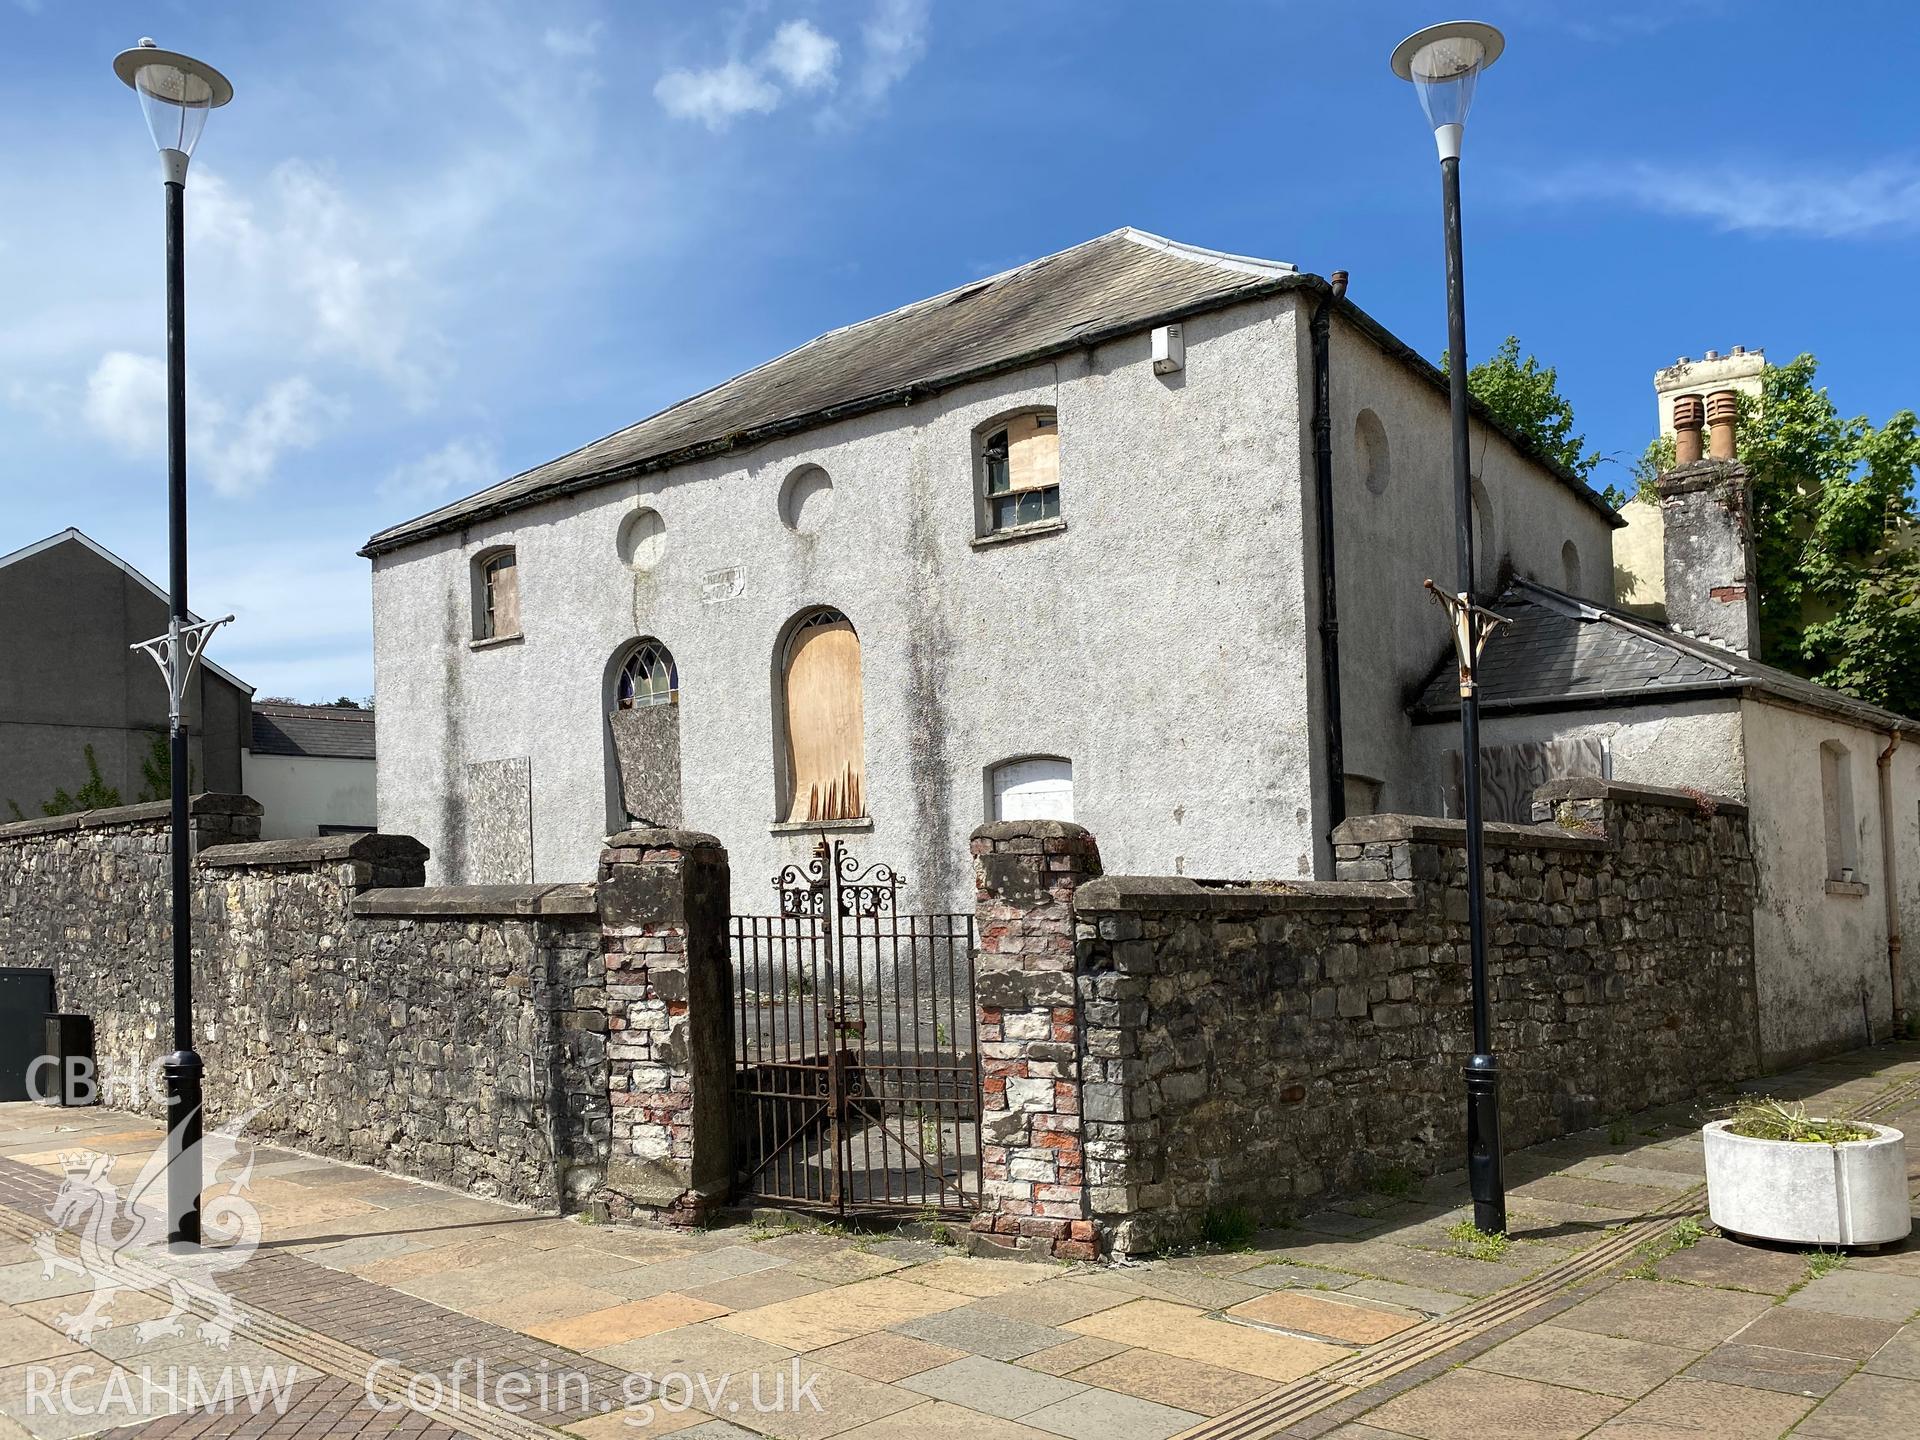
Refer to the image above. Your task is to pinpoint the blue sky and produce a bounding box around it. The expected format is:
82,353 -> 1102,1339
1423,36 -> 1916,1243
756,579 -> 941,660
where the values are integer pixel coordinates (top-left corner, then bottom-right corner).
6,1 -> 1918,701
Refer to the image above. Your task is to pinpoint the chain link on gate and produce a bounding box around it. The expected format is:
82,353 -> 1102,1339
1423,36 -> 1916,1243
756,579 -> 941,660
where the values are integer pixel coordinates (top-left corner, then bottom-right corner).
731,839 -> 981,1214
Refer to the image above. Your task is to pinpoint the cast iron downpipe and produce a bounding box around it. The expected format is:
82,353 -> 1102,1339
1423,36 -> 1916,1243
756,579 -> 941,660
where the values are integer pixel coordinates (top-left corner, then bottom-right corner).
1312,270 -> 1350,838
1878,732 -> 1905,1031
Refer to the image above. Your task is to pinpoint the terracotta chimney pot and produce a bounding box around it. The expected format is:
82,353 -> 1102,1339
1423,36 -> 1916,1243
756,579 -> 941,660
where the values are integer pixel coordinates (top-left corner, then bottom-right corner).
1673,392 -> 1706,464
1707,389 -> 1739,460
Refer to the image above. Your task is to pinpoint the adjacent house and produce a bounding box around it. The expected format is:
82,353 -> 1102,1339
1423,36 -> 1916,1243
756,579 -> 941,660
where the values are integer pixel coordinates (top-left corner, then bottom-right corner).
244,702 -> 377,840
0,529 -> 251,818
361,228 -> 1616,905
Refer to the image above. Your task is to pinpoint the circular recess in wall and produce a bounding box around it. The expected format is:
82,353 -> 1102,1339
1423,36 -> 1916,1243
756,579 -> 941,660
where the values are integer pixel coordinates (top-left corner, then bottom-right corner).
1562,539 -> 1583,594
618,507 -> 667,570
780,465 -> 834,534
1356,409 -> 1390,495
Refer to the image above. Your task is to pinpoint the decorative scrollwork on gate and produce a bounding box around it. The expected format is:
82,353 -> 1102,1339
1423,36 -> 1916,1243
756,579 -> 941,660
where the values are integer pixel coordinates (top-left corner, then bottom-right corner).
837,850 -> 902,917
773,850 -> 830,918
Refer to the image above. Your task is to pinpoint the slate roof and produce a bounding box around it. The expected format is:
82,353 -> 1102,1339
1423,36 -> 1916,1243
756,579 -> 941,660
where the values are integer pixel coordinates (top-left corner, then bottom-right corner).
1411,577 -> 1920,735
361,227 -> 1616,557
249,703 -> 377,760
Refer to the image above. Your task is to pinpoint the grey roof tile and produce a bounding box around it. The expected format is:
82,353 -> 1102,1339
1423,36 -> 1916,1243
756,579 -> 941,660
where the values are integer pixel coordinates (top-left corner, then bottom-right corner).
1411,578 -> 1919,733
250,704 -> 376,759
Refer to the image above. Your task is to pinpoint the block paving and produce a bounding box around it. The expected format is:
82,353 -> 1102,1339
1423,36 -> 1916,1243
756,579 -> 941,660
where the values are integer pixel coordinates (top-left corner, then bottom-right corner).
0,1043 -> 1912,1440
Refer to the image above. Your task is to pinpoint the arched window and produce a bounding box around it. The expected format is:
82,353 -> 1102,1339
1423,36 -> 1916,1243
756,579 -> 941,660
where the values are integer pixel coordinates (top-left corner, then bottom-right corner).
990,757 -> 1073,822
473,547 -> 519,641
608,639 -> 681,827
781,609 -> 866,823
979,410 -> 1060,534
617,641 -> 678,709
1821,740 -> 1859,881
1561,540 -> 1584,595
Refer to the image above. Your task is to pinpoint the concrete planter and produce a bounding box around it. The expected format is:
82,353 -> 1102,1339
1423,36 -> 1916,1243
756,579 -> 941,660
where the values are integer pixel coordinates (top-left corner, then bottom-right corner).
1704,1119 -> 1912,1248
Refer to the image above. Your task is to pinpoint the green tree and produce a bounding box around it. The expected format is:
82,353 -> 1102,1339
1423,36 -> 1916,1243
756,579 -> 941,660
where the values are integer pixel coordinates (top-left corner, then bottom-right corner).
1450,335 -> 1602,486
41,744 -> 122,816
1627,355 -> 1920,715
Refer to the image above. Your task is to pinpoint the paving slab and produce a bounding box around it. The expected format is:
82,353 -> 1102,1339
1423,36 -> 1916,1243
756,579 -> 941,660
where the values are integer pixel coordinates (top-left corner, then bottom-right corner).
1226,1289 -> 1418,1345
897,1355 -> 1086,1420
1654,1237 -> 1808,1295
1589,1375 -> 1816,1437
528,1293 -> 732,1350
808,1332 -> 967,1383
1865,1325 -> 1920,1380
829,1399 -> 1057,1438
1682,1342 -> 1859,1398
1338,1278 -> 1473,1316
684,1269 -> 830,1313
891,1305 -> 1070,1361
972,1279 -> 1127,1327
1785,1268 -> 1920,1322
1555,1278 -> 1773,1348
1733,1303 -> 1903,1360
898,1257 -> 1047,1299
1466,1322 -> 1696,1399
1362,1368 -> 1625,1440
1061,1349 -> 1275,1416
1067,1298 -> 1347,1383
1015,1336 -> 1129,1377
1793,1372 -> 1920,1437
590,1318 -> 798,1374
724,1360 -> 919,1440
1018,1384 -> 1202,1440
715,1276 -> 968,1351
602,1248 -> 791,1301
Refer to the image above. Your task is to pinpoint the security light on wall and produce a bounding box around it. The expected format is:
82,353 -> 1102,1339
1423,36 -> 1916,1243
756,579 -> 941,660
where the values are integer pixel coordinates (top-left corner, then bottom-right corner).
1390,20 -> 1503,160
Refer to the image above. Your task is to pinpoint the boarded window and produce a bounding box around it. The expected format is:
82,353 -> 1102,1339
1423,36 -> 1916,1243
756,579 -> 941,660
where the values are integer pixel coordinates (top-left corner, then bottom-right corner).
982,412 -> 1060,532
610,640 -> 682,827
783,610 -> 866,823
991,757 -> 1073,822
479,551 -> 520,639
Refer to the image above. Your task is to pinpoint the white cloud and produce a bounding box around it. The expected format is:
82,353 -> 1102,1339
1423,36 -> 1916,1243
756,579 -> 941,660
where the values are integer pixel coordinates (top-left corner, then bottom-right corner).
765,21 -> 840,92
655,61 -> 784,131
382,436 -> 502,503
543,22 -> 602,58
1531,161 -> 1920,240
81,352 -> 340,497
856,0 -> 929,103
83,352 -> 166,458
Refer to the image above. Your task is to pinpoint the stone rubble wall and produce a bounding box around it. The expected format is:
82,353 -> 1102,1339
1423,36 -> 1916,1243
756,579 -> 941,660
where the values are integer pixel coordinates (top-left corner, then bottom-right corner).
981,781 -> 1761,1257
0,798 -> 724,1217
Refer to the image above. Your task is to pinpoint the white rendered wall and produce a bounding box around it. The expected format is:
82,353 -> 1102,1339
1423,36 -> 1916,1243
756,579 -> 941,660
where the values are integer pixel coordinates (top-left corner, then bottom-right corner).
371,296 -> 1318,911
243,752 -> 377,840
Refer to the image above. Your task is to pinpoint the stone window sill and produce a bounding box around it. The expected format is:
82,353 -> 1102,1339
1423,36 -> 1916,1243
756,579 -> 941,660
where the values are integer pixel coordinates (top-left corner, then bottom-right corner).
972,518 -> 1066,550
1826,878 -> 1870,898
470,633 -> 524,652
770,817 -> 874,836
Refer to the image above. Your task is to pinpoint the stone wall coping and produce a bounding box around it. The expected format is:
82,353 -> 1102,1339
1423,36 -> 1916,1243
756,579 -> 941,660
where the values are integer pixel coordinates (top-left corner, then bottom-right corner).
1333,812 -> 1607,853
603,827 -> 723,853
0,792 -> 263,841
1075,876 -> 1416,915
1530,776 -> 1746,817
199,833 -> 431,870
971,820 -> 1092,843
352,883 -> 597,918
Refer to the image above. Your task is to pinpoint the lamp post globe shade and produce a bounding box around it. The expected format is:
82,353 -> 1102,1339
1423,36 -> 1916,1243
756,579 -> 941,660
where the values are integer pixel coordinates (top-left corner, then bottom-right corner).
1390,20 -> 1503,156
112,39 -> 233,159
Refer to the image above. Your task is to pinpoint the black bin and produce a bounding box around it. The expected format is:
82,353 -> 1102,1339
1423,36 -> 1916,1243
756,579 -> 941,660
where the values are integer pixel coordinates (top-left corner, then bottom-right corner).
0,968 -> 55,1102
41,1014 -> 96,1107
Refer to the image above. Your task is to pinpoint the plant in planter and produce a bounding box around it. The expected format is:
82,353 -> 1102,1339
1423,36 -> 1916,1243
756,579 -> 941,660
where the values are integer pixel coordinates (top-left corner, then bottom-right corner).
1705,1098 -> 1912,1248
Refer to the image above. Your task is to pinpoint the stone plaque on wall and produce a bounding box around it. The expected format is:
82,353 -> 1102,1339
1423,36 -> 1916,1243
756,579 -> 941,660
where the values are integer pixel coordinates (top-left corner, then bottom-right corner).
467,757 -> 534,882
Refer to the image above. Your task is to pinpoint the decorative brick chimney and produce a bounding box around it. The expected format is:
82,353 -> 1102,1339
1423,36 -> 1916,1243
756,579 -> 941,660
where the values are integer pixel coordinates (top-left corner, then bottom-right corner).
1655,388 -> 1759,657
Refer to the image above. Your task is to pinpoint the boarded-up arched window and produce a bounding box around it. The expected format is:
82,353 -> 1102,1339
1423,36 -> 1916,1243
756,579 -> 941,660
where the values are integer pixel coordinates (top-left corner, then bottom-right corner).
783,609 -> 865,823
609,639 -> 682,827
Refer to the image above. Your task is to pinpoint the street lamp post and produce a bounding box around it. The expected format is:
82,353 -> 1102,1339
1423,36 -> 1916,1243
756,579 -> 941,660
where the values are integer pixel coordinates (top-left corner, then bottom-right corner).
112,37 -> 235,1251
1391,20 -> 1509,1235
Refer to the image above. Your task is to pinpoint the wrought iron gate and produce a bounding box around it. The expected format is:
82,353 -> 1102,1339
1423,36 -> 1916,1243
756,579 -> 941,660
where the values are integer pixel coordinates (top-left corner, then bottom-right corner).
731,840 -> 980,1214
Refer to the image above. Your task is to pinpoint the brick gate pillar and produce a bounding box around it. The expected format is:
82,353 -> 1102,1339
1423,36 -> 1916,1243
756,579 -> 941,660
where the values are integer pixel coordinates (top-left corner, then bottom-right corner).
969,820 -> 1102,1260
594,828 -> 734,1224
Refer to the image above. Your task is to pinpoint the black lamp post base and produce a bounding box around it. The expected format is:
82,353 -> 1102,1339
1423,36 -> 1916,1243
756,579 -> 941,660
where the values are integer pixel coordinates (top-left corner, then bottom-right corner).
162,1047 -> 203,1249
1465,1052 -> 1506,1234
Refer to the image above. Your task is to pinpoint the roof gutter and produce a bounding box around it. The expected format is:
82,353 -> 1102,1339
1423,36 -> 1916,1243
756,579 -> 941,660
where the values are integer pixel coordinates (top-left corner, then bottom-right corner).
362,272 -> 1619,559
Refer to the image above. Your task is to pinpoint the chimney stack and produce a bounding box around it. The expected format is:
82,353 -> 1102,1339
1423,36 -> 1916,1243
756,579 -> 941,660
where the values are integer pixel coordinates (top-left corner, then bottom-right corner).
1673,393 -> 1705,464
1655,389 -> 1759,657
1707,388 -> 1739,460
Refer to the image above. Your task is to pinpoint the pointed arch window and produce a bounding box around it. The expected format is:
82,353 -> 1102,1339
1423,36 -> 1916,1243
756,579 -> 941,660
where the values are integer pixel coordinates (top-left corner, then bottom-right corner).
782,609 -> 866,823
617,641 -> 678,709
